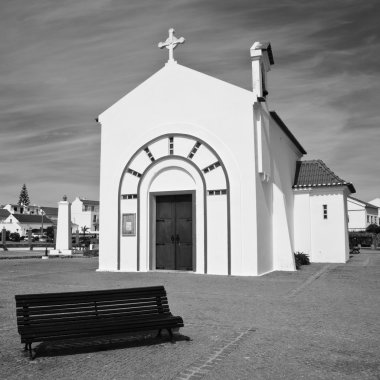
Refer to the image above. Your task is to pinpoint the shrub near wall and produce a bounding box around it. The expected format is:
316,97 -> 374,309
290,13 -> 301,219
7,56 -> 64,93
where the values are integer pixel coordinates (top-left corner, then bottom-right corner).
294,252 -> 310,270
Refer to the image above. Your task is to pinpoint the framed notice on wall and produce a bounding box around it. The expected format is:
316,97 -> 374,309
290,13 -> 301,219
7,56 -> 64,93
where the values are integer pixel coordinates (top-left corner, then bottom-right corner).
122,213 -> 136,236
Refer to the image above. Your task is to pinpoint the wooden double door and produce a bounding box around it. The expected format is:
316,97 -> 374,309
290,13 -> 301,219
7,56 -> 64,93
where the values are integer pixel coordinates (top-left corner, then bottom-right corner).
155,194 -> 193,271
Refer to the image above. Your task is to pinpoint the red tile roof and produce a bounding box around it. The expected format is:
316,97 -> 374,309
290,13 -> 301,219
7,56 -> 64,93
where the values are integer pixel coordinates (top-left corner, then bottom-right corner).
41,207 -> 58,216
81,199 -> 99,206
293,160 -> 355,193
13,214 -> 53,224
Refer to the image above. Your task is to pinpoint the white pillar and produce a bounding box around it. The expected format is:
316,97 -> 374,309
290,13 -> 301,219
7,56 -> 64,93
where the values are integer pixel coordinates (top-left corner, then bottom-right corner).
50,195 -> 72,256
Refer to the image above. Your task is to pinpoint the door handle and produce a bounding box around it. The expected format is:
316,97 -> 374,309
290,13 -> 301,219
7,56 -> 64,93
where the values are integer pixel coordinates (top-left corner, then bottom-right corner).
176,234 -> 180,246
171,235 -> 175,243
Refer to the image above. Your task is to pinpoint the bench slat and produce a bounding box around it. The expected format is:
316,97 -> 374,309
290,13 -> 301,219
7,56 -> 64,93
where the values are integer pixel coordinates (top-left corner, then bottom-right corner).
16,300 -> 169,317
20,319 -> 184,343
15,286 -> 165,300
19,315 -> 183,336
17,308 -> 171,325
15,287 -> 166,304
16,294 -> 167,306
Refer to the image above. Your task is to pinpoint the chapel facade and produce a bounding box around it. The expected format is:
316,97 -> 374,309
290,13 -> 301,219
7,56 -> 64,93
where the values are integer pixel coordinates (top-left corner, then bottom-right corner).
97,30 -> 354,275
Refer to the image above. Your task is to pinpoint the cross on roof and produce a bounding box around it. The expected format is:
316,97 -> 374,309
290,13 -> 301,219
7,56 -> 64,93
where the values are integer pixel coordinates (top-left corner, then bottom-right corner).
158,28 -> 185,63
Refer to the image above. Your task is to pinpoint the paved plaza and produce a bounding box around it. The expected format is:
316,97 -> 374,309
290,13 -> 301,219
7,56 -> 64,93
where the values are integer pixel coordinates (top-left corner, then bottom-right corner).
0,251 -> 379,379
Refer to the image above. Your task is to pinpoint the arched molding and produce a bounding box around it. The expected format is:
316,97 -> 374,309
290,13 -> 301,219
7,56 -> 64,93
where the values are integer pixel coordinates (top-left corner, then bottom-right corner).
137,156 -> 206,273
117,133 -> 231,274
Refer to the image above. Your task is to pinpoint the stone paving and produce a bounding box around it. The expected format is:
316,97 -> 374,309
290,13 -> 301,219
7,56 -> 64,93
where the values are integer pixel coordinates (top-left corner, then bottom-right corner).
0,251 -> 379,379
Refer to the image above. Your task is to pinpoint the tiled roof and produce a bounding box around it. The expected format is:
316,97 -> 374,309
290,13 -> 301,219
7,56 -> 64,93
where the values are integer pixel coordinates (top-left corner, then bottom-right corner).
13,214 -> 53,224
270,112 -> 307,155
41,207 -> 58,216
348,196 -> 378,210
0,209 -> 10,218
293,160 -> 356,193
81,199 -> 99,206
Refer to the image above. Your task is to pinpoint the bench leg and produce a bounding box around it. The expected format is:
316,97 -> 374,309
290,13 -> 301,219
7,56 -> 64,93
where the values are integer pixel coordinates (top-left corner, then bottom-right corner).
167,328 -> 175,344
26,343 -> 34,360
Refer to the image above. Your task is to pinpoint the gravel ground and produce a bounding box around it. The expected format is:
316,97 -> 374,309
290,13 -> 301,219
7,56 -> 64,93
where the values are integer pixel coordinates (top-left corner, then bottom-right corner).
0,251 -> 379,379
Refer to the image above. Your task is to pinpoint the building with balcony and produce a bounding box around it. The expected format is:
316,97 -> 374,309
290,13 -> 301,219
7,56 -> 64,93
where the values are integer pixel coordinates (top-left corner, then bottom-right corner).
71,197 -> 99,233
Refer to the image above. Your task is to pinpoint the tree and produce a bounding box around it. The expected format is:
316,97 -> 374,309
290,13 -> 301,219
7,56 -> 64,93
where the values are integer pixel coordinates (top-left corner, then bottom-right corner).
18,184 -> 30,206
81,226 -> 90,248
366,224 -> 380,234
81,226 -> 89,236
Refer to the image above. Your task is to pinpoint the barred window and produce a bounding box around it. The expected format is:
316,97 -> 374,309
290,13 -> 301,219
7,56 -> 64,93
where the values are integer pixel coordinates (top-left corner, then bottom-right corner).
323,205 -> 328,219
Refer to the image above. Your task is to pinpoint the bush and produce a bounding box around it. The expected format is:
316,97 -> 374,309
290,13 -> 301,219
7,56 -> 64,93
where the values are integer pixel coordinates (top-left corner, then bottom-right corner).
83,249 -> 99,257
366,224 -> 380,234
9,232 -> 21,242
294,252 -> 310,270
46,226 -> 55,240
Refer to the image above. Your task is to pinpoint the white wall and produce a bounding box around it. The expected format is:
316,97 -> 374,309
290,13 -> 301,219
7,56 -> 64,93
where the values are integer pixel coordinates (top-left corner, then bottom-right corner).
98,62 -> 258,275
295,187 -> 349,263
293,191 -> 311,255
254,105 -> 300,274
269,113 -> 300,272
347,198 -> 366,231
55,200 -> 72,251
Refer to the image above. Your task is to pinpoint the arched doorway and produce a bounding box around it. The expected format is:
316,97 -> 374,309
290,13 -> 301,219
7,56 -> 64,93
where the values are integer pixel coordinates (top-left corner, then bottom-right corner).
118,134 -> 230,274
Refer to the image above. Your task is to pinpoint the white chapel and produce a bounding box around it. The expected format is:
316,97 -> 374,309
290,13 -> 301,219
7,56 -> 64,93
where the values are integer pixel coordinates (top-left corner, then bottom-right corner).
97,29 -> 355,276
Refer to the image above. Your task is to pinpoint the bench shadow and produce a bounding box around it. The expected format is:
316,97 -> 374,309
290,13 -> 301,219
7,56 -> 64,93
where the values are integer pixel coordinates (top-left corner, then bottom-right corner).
31,331 -> 191,359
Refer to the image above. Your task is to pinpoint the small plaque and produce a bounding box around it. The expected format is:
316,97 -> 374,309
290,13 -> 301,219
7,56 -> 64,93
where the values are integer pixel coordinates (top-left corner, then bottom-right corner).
122,213 -> 136,236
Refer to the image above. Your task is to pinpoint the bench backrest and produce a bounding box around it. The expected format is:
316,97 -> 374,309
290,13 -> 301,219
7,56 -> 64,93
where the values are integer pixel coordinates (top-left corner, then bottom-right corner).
15,286 -> 171,328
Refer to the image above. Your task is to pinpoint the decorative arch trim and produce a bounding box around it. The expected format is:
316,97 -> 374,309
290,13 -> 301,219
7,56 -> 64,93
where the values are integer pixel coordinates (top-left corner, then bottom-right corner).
117,133 -> 231,274
137,156 -> 206,273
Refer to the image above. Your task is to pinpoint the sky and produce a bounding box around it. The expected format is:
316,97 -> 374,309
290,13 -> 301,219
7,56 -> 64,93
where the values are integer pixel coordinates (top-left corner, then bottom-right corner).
1,0 -> 379,206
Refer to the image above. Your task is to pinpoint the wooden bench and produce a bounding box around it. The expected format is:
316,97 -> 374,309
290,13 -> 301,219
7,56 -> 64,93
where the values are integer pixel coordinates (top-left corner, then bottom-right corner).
15,286 -> 185,359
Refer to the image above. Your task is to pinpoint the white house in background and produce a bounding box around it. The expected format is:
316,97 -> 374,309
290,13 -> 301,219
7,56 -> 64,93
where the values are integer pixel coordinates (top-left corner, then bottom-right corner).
1,204 -> 58,225
293,160 -> 355,263
347,196 -> 379,231
0,214 -> 53,235
2,203 -> 42,215
71,197 -> 99,233
97,30 -> 355,275
369,198 -> 380,221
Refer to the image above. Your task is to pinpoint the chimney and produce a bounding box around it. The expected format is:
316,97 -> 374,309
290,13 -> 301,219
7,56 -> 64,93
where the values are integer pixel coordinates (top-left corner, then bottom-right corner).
250,42 -> 274,100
